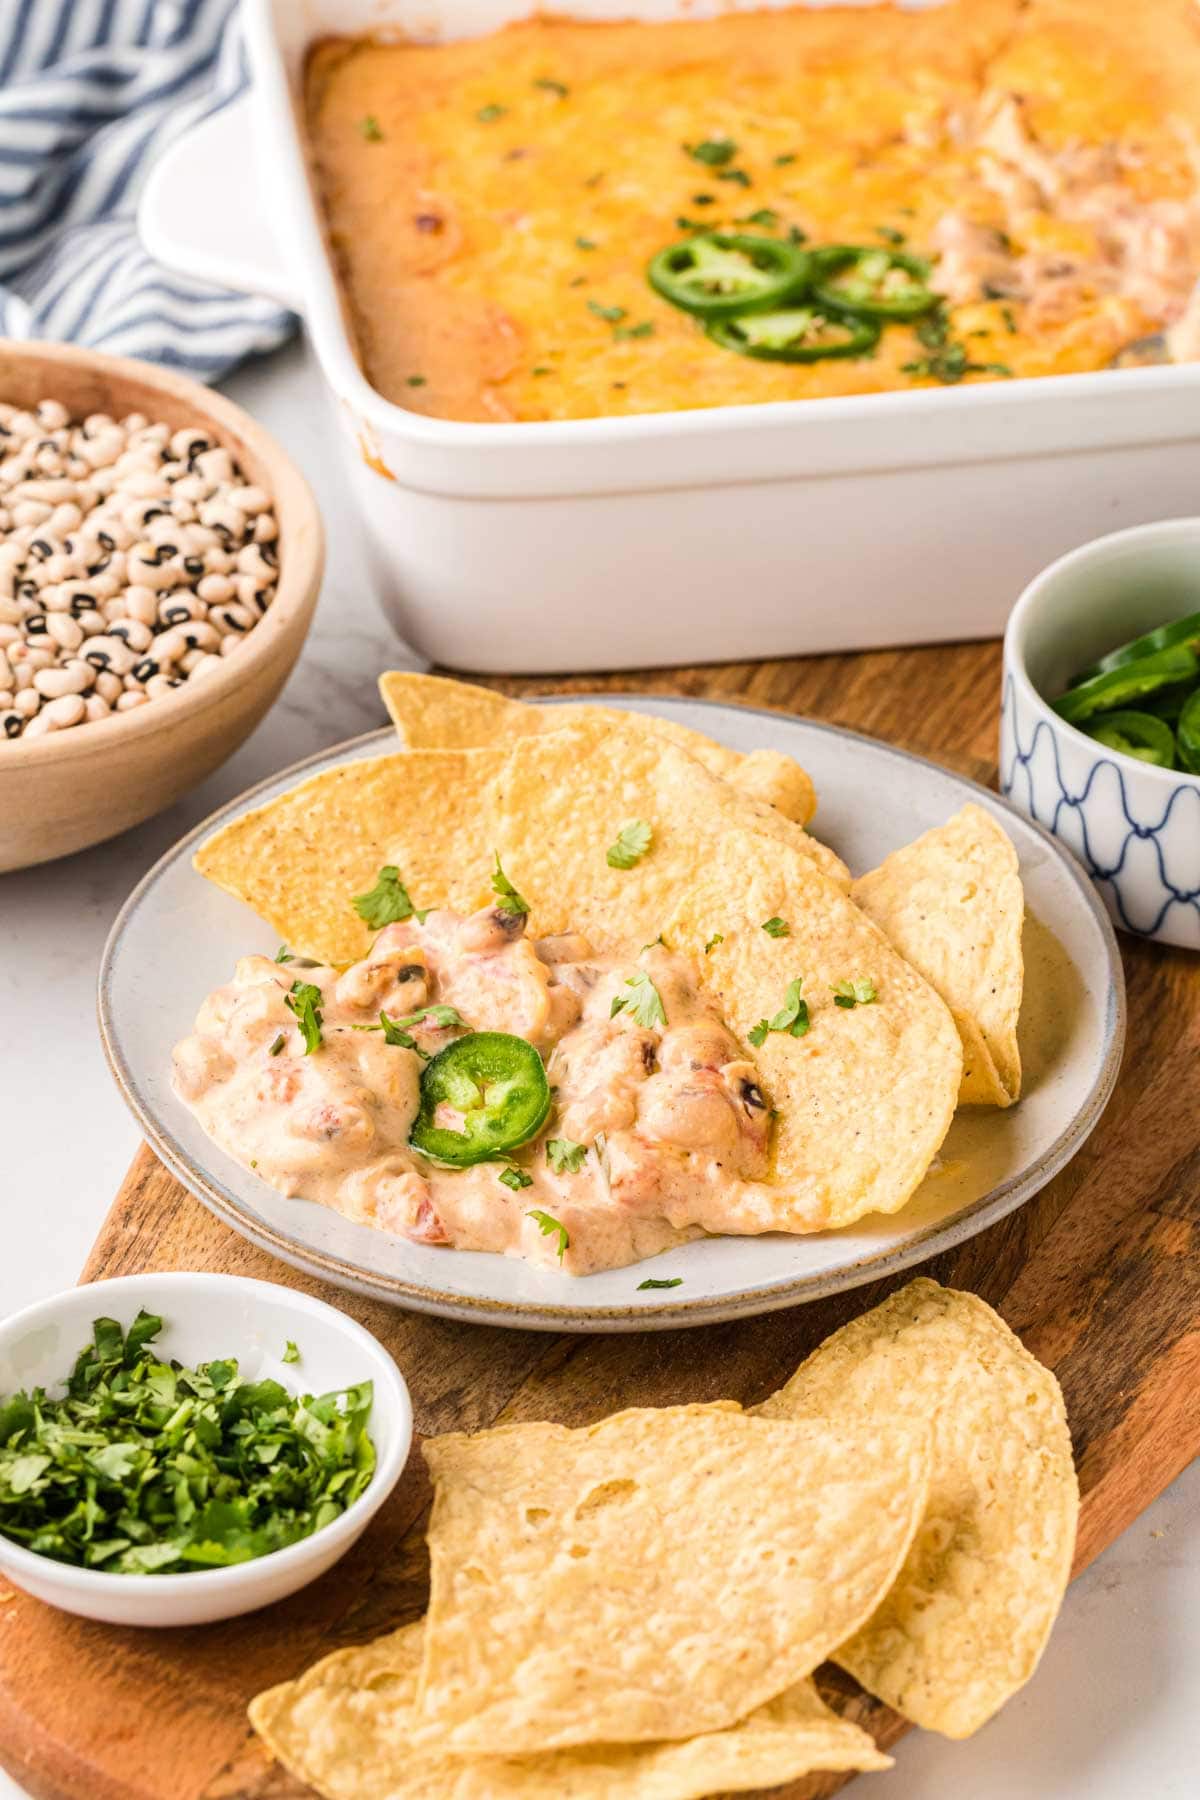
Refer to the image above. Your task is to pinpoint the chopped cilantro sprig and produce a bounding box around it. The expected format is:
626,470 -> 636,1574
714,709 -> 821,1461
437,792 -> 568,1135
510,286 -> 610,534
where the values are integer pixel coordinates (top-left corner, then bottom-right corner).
0,1313 -> 375,1574
748,978 -> 810,1047
611,970 -> 667,1029
607,819 -> 653,869
352,866 -> 425,928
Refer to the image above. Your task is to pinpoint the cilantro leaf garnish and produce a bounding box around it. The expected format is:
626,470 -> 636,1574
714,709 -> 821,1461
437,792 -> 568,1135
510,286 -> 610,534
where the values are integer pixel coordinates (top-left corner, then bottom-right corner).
0,1312 -> 375,1574
761,916 -> 790,938
576,235 -> 598,250
637,1277 -> 683,1290
359,115 -> 383,142
588,299 -> 627,323
614,320 -> 655,340
499,1166 -> 533,1191
352,866 -> 423,928
704,933 -> 724,954
684,135 -> 737,166
491,854 -> 530,916
534,77 -> 569,98
476,103 -> 507,122
547,1138 -> 588,1175
747,977 -> 809,1047
275,945 -> 294,963
527,1209 -> 570,1260
285,980 -> 323,1055
282,1341 -> 300,1364
607,819 -> 653,869
354,1003 -> 467,1049
740,208 -> 780,228
268,1032 -> 286,1057
833,978 -> 878,1009
610,970 -> 667,1029
717,167 -> 752,187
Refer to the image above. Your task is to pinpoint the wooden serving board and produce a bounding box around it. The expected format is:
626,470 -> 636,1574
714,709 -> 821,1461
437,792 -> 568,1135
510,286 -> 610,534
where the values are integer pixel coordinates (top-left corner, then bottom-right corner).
2,644 -> 1198,1800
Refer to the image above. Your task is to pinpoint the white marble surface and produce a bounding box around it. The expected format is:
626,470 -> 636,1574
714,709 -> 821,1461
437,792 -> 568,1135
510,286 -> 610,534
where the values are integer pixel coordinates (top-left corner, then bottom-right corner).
1,339 -> 1197,1799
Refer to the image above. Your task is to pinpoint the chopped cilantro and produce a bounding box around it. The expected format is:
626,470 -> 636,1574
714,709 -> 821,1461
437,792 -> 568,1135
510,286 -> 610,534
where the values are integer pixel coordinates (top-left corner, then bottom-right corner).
1000,303 -> 1019,334
637,1277 -> 683,1290
704,933 -> 725,955
576,235 -> 598,250
761,916 -> 790,938
285,980 -> 323,1055
717,167 -> 752,188
534,77 -> 569,98
359,115 -> 384,142
740,208 -> 780,228
788,224 -> 808,244
547,1138 -> 588,1175
282,1341 -> 300,1364
588,300 -> 627,323
611,970 -> 667,1030
607,820 -> 653,870
499,1166 -> 533,1191
268,1032 -> 285,1057
527,1209 -> 570,1260
684,135 -> 738,167
675,215 -> 710,233
875,225 -> 906,245
406,375 -> 427,388
491,853 -> 530,916
0,1312 -> 375,1573
833,978 -> 878,1009
747,977 -> 809,1047
691,193 -> 717,206
476,104 -> 507,123
614,320 -> 655,340
774,152 -> 797,166
532,365 -> 554,375
274,945 -> 294,963
352,866 -> 422,928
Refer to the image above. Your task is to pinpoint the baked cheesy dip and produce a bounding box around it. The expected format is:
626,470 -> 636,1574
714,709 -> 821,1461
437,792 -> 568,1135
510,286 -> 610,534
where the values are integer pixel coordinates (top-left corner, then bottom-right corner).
305,0 -> 1200,423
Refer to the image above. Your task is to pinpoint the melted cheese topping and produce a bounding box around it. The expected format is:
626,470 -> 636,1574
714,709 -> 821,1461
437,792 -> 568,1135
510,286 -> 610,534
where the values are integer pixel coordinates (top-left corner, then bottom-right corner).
304,0 -> 1200,422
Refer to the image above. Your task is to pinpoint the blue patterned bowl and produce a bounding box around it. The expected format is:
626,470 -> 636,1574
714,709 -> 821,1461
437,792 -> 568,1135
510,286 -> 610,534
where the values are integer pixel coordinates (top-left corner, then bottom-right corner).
1001,519 -> 1200,949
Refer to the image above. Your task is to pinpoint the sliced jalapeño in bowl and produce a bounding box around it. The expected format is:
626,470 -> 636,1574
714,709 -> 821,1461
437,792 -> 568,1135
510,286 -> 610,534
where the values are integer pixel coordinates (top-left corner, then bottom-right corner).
1178,689 -> 1200,774
409,1032 -> 551,1167
1051,642 -> 1200,726
707,304 -> 880,363
811,245 -> 939,320
647,233 -> 811,319
1071,606 -> 1200,685
1083,709 -> 1177,768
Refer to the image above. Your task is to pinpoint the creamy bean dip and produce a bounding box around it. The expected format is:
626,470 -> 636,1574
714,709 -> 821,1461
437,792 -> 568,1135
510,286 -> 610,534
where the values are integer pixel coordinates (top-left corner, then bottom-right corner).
173,902 -> 772,1275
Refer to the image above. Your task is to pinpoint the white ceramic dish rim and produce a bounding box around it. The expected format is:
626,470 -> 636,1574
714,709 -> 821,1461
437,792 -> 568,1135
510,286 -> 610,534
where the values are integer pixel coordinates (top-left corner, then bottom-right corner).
97,699 -> 1126,1331
146,0 -> 1200,485
0,1272 -> 412,1598
1006,515 -> 1200,790
0,339 -> 324,772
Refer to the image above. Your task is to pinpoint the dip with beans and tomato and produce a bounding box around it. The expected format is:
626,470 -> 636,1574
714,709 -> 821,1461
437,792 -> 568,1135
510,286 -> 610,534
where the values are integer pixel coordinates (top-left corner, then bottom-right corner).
0,398 -> 278,742
172,884 -> 778,1277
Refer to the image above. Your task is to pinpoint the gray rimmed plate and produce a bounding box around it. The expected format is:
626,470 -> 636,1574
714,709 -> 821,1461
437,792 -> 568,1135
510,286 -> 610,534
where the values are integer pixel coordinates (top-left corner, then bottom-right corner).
98,697 -> 1124,1333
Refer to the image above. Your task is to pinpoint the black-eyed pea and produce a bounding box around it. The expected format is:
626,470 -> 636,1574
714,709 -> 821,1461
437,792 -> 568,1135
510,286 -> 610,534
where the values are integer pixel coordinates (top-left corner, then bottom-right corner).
234,574 -> 263,608
197,573 -> 234,603
212,603 -> 255,635
94,670 -> 123,703
170,427 -> 211,461
83,693 -> 111,722
194,448 -> 235,485
107,618 -> 153,653
234,544 -> 275,581
227,485 -> 271,516
34,662 -> 91,699
45,613 -> 83,652
153,627 -> 189,664
157,593 -> 205,627
115,690 -> 148,712
177,647 -> 206,675
1,710 -> 20,739
42,692 -> 86,729
81,635 -> 136,676
20,708 -> 56,739
179,619 -> 220,652
0,649 -> 10,690
24,646 -> 54,671
219,633 -> 242,657
198,499 -> 243,537
14,687 -> 40,718
36,399 -> 70,431
253,513 -> 278,544
188,653 -> 224,681
145,672 -> 185,700
122,585 -> 159,626
11,500 -> 52,528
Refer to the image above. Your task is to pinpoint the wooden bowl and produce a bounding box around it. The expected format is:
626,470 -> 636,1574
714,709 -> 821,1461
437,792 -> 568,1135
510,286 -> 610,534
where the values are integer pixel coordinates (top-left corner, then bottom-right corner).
0,340 -> 323,871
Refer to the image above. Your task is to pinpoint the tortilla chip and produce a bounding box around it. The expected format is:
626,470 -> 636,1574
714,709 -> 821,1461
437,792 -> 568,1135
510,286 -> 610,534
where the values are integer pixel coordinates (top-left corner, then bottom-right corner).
379,670 -> 818,827
194,722 -> 848,966
664,832 -> 962,1230
415,1402 -> 930,1754
249,1620 -> 890,1799
851,804 -> 1024,1107
757,1278 -> 1078,1739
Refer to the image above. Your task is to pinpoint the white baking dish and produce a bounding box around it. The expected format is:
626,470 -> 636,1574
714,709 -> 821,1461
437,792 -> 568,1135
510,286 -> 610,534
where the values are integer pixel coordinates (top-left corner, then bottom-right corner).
140,0 -> 1200,673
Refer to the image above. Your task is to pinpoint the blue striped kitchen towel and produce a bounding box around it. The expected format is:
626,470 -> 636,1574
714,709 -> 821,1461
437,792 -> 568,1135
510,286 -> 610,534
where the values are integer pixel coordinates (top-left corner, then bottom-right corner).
0,0 -> 295,380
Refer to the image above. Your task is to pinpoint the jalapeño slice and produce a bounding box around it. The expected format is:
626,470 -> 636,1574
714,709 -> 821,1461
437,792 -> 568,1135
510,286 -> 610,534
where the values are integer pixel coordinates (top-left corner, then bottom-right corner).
811,246 -> 938,320
648,233 -> 810,319
1084,709 -> 1177,769
1052,643 -> 1200,726
707,304 -> 880,363
1072,607 -> 1200,685
1178,689 -> 1200,774
409,1032 -> 551,1167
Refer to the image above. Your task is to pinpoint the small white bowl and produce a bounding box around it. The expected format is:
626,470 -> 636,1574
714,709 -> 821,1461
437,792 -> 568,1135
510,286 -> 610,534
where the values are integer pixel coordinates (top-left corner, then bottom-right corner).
1001,518 -> 1200,949
0,1273 -> 411,1627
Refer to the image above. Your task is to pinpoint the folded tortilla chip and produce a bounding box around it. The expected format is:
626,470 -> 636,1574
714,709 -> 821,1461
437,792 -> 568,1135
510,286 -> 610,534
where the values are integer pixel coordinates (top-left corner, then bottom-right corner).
194,721 -> 848,966
757,1278 -> 1078,1738
851,804 -> 1024,1107
415,1402 -> 930,1755
379,670 -> 818,827
248,1620 -> 890,1799
664,832 -> 962,1230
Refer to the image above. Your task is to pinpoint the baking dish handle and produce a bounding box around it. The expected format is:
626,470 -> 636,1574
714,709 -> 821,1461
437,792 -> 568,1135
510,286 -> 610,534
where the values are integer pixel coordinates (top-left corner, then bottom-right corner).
138,96 -> 302,312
